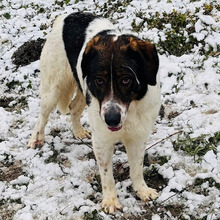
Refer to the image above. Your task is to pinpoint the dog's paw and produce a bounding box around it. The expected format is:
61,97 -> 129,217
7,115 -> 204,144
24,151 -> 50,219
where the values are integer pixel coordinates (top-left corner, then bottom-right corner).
74,128 -> 91,139
28,139 -> 44,148
137,187 -> 159,202
102,197 -> 122,214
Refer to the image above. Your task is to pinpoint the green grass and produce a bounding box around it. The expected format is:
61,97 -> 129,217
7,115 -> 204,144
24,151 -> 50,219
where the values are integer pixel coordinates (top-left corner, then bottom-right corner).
131,7 -> 219,57
98,0 -> 132,18
173,132 -> 219,162
194,177 -> 220,189
3,12 -> 11,19
84,209 -> 104,220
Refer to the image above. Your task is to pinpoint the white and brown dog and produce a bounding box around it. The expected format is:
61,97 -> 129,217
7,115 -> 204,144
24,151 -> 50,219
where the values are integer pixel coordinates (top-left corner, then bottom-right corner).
28,12 -> 161,213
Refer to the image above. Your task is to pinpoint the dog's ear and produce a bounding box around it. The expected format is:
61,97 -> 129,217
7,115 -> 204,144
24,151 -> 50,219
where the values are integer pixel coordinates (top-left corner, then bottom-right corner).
84,36 -> 100,55
128,38 -> 159,86
82,36 -> 100,78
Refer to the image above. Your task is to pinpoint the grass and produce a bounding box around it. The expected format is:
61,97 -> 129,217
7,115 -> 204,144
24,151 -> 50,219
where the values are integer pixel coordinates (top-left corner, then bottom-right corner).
194,177 -> 220,190
84,209 -> 104,220
96,0 -> 132,18
173,132 -> 219,162
131,7 -> 219,57
3,12 -> 11,19
131,10 -> 199,56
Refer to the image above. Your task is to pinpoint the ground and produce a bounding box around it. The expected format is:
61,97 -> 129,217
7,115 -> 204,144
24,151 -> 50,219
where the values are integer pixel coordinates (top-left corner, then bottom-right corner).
0,0 -> 220,219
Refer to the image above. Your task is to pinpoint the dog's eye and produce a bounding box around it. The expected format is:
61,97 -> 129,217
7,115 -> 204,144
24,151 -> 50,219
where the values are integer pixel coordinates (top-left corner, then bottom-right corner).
121,77 -> 131,86
95,77 -> 104,86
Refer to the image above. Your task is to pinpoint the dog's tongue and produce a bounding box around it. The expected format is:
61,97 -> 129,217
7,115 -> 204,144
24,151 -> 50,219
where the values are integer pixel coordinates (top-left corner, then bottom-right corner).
108,125 -> 122,132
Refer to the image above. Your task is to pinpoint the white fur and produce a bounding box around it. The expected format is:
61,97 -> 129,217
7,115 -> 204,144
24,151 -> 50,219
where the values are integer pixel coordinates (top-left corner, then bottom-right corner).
28,14 -> 161,213
100,98 -> 127,128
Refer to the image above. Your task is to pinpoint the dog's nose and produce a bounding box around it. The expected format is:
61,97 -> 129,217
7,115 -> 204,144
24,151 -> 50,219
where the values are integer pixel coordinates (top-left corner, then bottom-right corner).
105,108 -> 121,127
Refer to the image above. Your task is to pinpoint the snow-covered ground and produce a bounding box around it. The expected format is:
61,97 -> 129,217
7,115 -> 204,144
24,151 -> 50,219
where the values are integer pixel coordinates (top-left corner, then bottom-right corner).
0,0 -> 220,219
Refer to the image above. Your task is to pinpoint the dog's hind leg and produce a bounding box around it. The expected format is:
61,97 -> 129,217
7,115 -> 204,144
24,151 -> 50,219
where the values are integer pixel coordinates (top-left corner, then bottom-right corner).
28,89 -> 60,148
69,89 -> 91,139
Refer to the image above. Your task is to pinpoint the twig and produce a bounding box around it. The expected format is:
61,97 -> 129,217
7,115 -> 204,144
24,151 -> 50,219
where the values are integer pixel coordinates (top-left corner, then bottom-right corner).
63,139 -> 92,148
160,188 -> 185,204
79,138 -> 93,149
160,192 -> 178,204
145,131 -> 182,151
59,203 -> 75,215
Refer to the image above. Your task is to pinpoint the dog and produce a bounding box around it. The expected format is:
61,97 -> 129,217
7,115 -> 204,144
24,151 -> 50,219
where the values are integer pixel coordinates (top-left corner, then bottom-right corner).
28,12 -> 161,213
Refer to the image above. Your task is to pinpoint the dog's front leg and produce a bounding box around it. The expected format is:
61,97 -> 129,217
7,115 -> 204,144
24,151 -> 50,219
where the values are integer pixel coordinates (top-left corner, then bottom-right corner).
93,137 -> 122,213
125,139 -> 159,202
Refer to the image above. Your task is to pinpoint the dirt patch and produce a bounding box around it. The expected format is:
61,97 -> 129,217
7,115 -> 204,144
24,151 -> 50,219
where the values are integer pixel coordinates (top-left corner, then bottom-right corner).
159,104 -> 165,119
167,111 -> 180,120
143,166 -> 168,191
0,154 -> 24,182
0,203 -> 16,220
11,38 -> 45,67
132,203 -> 185,220
0,155 -> 26,219
0,164 -> 23,182
114,161 -> 130,182
0,199 -> 24,220
0,96 -> 28,112
0,97 -> 13,108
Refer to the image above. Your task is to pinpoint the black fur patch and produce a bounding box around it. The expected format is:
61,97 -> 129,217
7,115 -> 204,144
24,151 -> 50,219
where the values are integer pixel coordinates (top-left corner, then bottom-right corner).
63,12 -> 98,91
86,91 -> 91,106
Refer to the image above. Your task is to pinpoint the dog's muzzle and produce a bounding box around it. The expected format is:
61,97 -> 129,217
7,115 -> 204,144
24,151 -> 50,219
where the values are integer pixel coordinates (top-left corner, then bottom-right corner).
104,106 -> 122,132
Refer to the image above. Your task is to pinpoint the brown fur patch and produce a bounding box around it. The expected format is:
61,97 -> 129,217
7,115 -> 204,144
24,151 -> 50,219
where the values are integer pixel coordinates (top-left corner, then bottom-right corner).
120,37 -> 155,63
84,36 -> 100,54
129,38 -> 154,53
85,35 -> 116,55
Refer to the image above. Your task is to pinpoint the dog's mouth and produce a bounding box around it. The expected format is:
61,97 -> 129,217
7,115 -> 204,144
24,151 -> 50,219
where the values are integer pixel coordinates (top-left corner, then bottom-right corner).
108,125 -> 122,132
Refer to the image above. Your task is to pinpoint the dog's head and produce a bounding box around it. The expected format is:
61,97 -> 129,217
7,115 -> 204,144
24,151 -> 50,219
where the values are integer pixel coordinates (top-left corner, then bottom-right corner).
82,35 -> 159,132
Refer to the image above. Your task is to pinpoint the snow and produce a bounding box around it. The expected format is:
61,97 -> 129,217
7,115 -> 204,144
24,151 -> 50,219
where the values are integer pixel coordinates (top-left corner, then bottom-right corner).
0,0 -> 220,219
152,214 -> 161,220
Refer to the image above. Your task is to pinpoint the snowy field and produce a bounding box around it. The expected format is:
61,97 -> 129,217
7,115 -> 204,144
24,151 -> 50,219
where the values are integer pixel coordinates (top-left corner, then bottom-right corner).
0,0 -> 220,219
